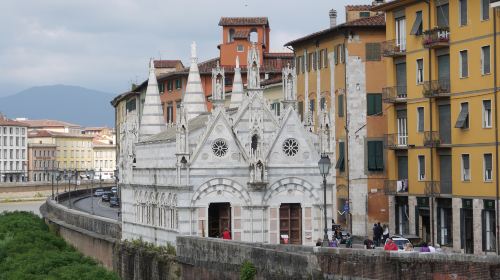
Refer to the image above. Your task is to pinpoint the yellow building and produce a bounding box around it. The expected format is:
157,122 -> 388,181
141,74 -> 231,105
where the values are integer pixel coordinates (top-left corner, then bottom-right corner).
28,130 -> 94,171
285,4 -> 388,237
375,0 -> 500,254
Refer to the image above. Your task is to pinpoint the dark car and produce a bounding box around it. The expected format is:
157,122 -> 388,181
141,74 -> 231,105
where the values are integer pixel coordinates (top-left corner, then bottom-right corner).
110,196 -> 120,207
111,187 -> 117,194
102,192 -> 111,202
94,189 -> 105,197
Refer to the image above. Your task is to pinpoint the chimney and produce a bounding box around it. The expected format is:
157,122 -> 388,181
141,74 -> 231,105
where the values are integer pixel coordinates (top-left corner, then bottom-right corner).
329,9 -> 337,28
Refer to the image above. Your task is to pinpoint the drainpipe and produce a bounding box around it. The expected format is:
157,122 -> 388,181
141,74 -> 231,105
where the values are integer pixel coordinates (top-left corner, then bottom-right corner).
423,0 -> 435,247
493,7 -> 499,255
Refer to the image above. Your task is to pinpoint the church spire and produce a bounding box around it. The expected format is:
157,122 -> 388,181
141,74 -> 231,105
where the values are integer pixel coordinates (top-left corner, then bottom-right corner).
183,42 -> 207,121
247,43 -> 261,90
139,59 -> 166,140
230,56 -> 244,108
211,61 -> 225,110
282,63 -> 297,110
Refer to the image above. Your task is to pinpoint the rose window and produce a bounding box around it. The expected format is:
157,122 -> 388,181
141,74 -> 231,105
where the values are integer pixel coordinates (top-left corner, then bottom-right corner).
282,138 -> 299,157
212,139 -> 228,157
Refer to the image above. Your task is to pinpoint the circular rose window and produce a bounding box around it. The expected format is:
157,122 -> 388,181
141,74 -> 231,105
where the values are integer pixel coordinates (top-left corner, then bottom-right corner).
212,139 -> 228,157
282,138 -> 299,157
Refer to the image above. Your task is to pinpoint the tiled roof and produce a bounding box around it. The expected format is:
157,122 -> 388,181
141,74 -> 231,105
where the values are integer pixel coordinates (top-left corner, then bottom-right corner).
0,114 -> 27,127
261,76 -> 282,86
285,14 -> 385,46
233,30 -> 250,39
28,129 -> 92,138
154,60 -> 183,68
219,17 -> 269,27
20,119 -> 81,128
263,52 -> 294,58
346,5 -> 373,11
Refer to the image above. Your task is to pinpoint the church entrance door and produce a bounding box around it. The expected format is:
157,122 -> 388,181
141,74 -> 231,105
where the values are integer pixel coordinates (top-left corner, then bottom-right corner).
208,203 -> 231,238
279,203 -> 302,244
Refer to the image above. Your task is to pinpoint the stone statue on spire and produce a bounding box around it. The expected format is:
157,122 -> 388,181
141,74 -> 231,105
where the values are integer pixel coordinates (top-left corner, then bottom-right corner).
247,43 -> 260,89
282,63 -> 297,110
211,61 -> 225,109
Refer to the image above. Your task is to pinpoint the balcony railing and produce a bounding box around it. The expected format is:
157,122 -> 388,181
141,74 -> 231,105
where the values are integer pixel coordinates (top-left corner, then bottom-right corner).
382,86 -> 407,103
423,131 -> 440,147
384,180 -> 409,195
385,133 -> 408,149
424,181 -> 440,196
423,27 -> 450,48
381,40 -> 406,57
422,79 -> 450,98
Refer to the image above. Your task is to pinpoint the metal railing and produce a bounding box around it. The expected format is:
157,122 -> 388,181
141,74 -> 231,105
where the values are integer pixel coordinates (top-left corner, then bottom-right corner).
422,79 -> 450,98
423,131 -> 440,147
384,180 -> 409,195
382,86 -> 407,103
381,39 -> 406,57
384,133 -> 408,149
423,27 -> 450,48
424,181 -> 441,196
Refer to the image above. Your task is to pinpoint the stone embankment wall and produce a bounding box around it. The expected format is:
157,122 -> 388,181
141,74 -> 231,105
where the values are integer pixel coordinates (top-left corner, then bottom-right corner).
176,236 -> 500,280
41,192 -> 179,279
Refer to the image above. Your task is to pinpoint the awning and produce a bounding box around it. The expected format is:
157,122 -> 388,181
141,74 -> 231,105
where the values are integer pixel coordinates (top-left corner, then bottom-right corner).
455,103 -> 469,128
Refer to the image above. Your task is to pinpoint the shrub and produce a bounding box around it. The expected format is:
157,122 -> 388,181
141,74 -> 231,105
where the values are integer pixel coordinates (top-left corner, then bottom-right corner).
240,260 -> 257,280
0,211 -> 119,280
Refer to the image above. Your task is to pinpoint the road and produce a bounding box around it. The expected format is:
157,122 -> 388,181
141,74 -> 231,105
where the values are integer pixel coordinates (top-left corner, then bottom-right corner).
0,200 -> 44,217
66,195 -> 119,220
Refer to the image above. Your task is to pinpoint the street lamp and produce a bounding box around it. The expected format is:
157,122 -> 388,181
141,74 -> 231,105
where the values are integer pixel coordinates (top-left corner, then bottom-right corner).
318,154 -> 331,247
86,169 -> 95,215
55,169 -> 61,203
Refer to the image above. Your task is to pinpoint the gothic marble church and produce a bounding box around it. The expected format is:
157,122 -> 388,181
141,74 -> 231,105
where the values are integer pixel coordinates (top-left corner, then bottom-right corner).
120,43 -> 333,246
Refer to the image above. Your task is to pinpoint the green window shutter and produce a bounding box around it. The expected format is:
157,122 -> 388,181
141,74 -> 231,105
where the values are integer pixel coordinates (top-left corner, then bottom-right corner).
366,43 -> 381,61
336,142 -> 345,172
367,141 -> 376,170
376,141 -> 384,170
338,95 -> 344,117
367,94 -> 382,116
367,95 -> 374,115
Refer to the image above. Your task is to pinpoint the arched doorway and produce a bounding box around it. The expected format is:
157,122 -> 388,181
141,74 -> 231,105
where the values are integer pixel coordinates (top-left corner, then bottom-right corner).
208,202 -> 231,238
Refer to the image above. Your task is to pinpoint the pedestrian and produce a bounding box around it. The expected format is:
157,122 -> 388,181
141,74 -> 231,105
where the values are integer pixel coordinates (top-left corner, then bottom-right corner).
364,238 -> 374,249
372,223 -> 379,246
419,242 -> 431,253
382,224 -> 389,244
222,227 -> 231,240
376,222 -> 383,245
384,238 -> 398,251
316,238 -> 322,246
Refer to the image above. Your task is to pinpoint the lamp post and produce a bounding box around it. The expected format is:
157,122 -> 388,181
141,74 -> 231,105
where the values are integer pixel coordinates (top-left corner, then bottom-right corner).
318,154 -> 331,247
114,169 -> 120,219
86,169 -> 95,215
50,168 -> 55,200
55,169 -> 60,203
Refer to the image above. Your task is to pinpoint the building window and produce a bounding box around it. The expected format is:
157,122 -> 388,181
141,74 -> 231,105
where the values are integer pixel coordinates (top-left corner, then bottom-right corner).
417,107 -> 424,132
338,94 -> 344,117
462,154 -> 471,181
367,141 -> 384,171
397,110 -> 408,146
237,45 -> 244,52
175,79 -> 181,89
335,142 -> 345,172
366,43 -> 381,61
320,97 -> 326,111
418,155 -> 425,180
482,201 -> 496,252
126,98 -> 136,112
308,53 -> 313,71
367,94 -> 382,116
459,0 -> 468,26
166,103 -> 174,123
484,153 -> 493,181
436,3 -> 449,27
228,28 -> 235,43
459,50 -> 468,78
416,59 -> 424,84
298,101 -> 304,121
271,101 -> 281,116
455,102 -> 469,129
395,16 -> 406,51
322,48 -> 328,68
482,46 -> 491,75
410,11 -> 423,35
483,100 -> 492,128
482,0 -> 490,21
438,204 -> 453,246
158,83 -> 164,93
359,11 -> 370,18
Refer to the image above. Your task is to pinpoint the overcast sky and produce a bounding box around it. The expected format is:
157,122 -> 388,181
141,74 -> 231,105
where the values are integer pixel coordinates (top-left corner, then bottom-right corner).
0,0 -> 370,97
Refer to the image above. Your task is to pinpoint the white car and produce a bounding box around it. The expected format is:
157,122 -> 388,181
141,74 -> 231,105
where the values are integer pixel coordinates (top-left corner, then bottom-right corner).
385,235 -> 411,251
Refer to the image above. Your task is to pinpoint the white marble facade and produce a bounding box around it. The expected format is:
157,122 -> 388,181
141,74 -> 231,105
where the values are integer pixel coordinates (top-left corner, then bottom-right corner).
120,43 -> 332,246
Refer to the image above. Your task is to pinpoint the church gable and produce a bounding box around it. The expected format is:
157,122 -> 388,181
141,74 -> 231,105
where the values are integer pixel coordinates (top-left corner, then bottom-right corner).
190,111 -> 248,168
266,107 -> 319,166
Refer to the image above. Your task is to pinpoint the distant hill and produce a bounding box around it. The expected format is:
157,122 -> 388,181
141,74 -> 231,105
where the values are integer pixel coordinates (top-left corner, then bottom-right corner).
0,85 -> 116,127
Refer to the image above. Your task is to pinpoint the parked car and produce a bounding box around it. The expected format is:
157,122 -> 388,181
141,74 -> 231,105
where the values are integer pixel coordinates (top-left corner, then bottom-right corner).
94,189 -> 105,197
385,235 -> 411,251
102,192 -> 111,202
110,196 -> 120,207
111,187 -> 117,194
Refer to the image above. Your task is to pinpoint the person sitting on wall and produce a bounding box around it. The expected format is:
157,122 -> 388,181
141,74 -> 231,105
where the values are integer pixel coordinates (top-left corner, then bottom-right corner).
222,228 -> 231,240
316,238 -> 322,246
384,238 -> 398,251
